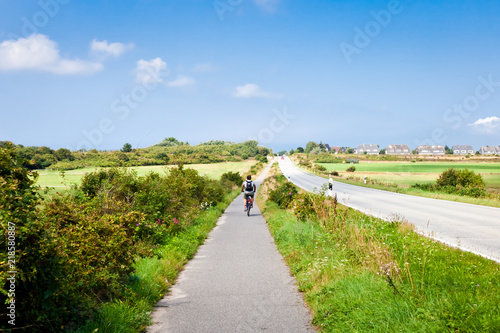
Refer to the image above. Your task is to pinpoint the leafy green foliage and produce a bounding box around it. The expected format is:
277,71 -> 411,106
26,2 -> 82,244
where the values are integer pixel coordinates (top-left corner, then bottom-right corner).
413,168 -> 486,197
346,166 -> 356,172
0,145 -> 236,330
269,176 -> 298,209
121,143 -> 132,152
220,171 -> 243,187
6,139 -> 272,171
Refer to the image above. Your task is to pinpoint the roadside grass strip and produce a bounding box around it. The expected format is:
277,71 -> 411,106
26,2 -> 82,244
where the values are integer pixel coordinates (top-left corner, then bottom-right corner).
258,169 -> 500,332
75,190 -> 240,333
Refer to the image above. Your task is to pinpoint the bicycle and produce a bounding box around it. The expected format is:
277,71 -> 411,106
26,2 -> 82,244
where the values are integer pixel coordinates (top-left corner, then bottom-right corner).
245,197 -> 252,216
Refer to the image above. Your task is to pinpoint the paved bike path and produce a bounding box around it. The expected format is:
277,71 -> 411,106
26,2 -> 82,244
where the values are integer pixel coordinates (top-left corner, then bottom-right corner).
147,162 -> 315,332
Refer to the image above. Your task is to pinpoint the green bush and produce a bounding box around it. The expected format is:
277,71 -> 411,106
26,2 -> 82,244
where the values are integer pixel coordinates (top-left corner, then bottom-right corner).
1,151 -> 234,330
260,156 -> 268,163
269,178 -> 298,209
346,166 -> 356,172
221,171 -> 243,187
413,168 -> 486,197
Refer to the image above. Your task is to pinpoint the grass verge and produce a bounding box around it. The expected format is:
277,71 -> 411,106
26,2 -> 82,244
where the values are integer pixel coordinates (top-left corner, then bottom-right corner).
258,165 -> 500,332
74,189 -> 240,332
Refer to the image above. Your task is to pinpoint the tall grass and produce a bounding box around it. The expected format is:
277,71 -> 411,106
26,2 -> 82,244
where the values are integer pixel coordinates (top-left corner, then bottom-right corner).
258,166 -> 500,332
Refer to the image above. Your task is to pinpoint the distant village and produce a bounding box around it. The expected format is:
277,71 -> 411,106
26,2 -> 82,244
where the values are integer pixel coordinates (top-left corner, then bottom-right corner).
323,144 -> 500,156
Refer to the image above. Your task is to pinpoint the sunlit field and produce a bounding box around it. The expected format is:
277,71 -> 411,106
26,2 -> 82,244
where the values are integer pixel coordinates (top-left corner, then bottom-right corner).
35,161 -> 256,189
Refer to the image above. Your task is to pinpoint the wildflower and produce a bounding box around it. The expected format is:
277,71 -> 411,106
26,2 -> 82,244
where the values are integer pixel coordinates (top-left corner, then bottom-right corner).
289,192 -> 292,195
173,218 -> 179,224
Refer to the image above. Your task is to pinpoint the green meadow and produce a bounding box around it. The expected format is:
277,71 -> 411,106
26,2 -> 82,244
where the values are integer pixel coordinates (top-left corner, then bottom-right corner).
35,161 -> 256,189
319,162 -> 500,190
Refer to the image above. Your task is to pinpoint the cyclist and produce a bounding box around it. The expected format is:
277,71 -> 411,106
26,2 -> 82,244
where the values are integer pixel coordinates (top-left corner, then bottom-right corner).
242,175 -> 256,211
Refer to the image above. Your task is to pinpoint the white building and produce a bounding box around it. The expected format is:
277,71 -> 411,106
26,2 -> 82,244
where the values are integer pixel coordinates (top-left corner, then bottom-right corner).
416,145 -> 445,155
452,145 -> 474,155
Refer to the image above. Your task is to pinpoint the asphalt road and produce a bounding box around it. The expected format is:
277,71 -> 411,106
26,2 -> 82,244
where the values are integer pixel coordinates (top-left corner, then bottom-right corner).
147,162 -> 315,333
279,156 -> 500,263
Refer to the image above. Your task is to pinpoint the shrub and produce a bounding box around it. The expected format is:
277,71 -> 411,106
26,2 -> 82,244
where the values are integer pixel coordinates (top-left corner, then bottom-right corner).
413,168 -> 485,197
269,179 -> 298,209
221,171 -> 243,187
346,166 -> 356,172
331,171 -> 339,176
260,156 -> 268,163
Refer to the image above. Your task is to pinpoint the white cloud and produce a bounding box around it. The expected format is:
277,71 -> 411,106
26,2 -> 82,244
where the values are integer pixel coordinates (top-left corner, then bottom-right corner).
167,75 -> 195,87
234,83 -> 282,99
192,63 -> 215,73
91,39 -> 133,58
0,34 -> 102,75
253,0 -> 280,12
468,116 -> 500,135
135,57 -> 168,84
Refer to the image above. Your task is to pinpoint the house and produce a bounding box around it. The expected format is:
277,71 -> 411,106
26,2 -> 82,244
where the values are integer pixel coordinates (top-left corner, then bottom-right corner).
356,144 -> 380,155
480,145 -> 500,155
330,146 -> 341,154
386,144 -> 411,155
416,145 -> 445,155
452,145 -> 474,155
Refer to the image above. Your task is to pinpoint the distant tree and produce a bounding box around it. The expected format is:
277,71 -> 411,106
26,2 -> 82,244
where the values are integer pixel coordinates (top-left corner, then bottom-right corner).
305,141 -> 318,154
155,137 -> 186,147
310,147 -> 322,154
54,148 -> 74,161
289,149 -> 295,155
277,150 -> 287,156
379,149 -> 386,155
347,148 -> 354,154
242,140 -> 258,148
444,145 -> 453,154
37,146 -> 55,155
412,149 -> 419,155
296,147 -> 304,153
121,143 -> 132,153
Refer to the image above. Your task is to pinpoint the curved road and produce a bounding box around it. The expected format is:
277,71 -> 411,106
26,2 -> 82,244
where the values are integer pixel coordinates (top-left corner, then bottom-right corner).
279,156 -> 500,263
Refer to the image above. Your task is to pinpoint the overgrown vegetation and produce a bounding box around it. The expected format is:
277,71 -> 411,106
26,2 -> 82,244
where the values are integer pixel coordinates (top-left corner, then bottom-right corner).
0,139 -> 271,171
0,143 -> 244,331
258,165 -> 500,332
412,168 -> 486,197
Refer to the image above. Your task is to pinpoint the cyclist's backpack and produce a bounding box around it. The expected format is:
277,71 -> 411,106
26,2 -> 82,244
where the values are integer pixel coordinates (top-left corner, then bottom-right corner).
245,180 -> 254,191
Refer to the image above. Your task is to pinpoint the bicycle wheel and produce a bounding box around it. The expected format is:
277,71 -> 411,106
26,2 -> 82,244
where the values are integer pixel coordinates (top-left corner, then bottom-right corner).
247,201 -> 251,216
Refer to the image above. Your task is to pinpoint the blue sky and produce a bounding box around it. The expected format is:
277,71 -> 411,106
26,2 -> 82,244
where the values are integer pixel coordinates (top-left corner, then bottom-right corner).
0,0 -> 499,152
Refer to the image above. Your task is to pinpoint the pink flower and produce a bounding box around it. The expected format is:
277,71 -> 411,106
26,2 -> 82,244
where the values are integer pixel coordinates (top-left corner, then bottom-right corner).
289,192 -> 292,195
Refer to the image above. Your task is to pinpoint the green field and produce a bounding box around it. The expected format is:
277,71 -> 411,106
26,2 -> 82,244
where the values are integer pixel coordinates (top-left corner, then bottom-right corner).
319,162 -> 500,189
320,162 -> 500,174
35,161 -> 256,189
